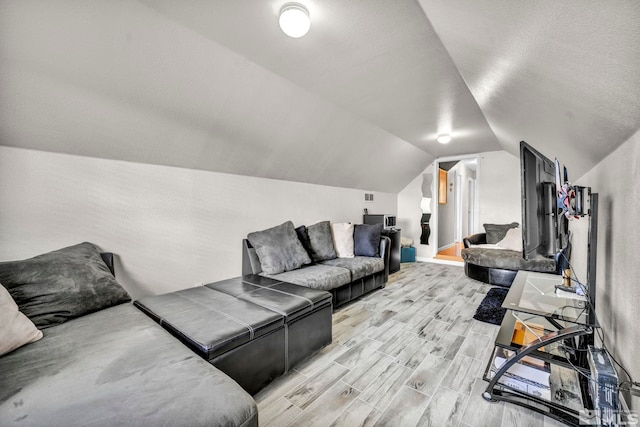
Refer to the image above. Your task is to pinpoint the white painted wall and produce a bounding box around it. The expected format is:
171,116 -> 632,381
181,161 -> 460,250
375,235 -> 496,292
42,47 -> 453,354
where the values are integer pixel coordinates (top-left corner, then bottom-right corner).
0,147 -> 397,299
396,173 -> 422,246
477,150 -> 521,226
569,129 -> 640,410
397,165 -> 435,260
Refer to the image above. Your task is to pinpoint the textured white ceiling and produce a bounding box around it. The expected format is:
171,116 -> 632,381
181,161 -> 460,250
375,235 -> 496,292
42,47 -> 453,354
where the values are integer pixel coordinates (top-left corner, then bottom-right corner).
0,1 -> 638,191
418,0 -> 640,179
141,0 -> 500,158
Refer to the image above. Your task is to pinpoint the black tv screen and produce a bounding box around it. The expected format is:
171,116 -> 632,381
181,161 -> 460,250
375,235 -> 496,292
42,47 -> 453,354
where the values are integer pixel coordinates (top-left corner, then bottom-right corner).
520,141 -> 559,260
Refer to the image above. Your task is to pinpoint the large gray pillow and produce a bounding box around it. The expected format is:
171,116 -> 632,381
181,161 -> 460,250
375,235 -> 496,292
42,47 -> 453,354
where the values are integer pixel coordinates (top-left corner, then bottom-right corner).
484,222 -> 519,244
247,221 -> 312,275
307,221 -> 337,262
0,242 -> 131,329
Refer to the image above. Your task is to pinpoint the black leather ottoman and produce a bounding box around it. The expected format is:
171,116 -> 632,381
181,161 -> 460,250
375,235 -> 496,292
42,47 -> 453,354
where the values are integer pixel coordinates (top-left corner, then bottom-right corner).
206,275 -> 332,371
135,286 -> 286,395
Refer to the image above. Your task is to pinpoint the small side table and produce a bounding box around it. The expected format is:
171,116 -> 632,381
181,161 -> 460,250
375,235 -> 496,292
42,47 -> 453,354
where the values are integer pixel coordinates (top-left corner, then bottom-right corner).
382,228 -> 401,273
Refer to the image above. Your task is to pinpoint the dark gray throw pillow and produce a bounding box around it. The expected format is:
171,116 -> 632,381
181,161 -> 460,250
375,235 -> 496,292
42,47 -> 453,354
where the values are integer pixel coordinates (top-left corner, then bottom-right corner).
484,222 -> 519,244
0,242 -> 131,329
247,221 -> 312,275
295,225 -> 314,263
306,221 -> 337,262
354,223 -> 383,257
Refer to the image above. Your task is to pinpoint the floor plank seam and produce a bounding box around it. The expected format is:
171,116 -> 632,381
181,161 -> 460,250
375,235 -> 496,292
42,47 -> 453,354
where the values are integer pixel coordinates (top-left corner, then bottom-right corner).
253,262 -> 555,427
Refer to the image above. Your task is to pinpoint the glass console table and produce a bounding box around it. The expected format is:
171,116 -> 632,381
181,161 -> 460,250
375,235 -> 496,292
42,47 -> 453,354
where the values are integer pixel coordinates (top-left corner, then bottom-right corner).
482,270 -> 598,426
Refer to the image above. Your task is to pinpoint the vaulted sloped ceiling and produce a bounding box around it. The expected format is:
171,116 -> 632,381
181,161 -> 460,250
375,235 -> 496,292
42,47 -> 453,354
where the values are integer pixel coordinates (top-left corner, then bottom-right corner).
0,1 -> 638,192
418,0 -> 640,179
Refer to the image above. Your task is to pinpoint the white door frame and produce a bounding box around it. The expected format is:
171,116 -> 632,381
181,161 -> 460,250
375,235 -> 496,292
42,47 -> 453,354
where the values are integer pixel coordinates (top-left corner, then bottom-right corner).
454,172 -> 462,242
468,177 -> 476,235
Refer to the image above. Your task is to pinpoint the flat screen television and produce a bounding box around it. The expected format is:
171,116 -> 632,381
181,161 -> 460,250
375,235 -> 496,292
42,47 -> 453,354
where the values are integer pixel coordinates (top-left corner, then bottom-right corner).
520,141 -> 568,260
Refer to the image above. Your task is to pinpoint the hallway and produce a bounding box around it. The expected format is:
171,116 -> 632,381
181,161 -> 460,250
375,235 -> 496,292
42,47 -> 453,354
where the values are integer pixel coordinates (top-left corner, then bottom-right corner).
435,242 -> 464,262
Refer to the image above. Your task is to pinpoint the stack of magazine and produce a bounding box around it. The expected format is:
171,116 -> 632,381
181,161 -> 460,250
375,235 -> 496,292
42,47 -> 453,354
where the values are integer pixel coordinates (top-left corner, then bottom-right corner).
491,347 -> 552,401
488,347 -> 585,411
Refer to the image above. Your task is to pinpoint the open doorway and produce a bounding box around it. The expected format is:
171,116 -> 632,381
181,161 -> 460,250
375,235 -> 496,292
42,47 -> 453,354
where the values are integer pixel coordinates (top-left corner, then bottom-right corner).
433,156 -> 479,262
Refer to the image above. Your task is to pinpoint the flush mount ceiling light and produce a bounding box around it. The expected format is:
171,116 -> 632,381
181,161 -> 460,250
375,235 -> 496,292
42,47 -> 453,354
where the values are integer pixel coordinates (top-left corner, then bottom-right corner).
437,134 -> 452,144
279,3 -> 311,38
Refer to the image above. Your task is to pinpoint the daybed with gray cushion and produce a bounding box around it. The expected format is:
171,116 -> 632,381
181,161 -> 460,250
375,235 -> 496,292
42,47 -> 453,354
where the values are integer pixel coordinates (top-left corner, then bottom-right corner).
461,223 -> 570,287
0,243 -> 257,427
242,220 -> 390,308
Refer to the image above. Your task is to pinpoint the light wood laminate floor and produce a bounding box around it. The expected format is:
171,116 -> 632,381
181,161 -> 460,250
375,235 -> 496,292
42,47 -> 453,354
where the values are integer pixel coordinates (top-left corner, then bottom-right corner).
255,262 -> 566,427
435,242 -> 464,262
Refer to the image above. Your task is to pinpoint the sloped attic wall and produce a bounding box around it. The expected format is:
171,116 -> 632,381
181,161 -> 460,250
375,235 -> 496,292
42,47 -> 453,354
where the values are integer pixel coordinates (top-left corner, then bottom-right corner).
0,0 -> 432,193
419,0 -> 640,178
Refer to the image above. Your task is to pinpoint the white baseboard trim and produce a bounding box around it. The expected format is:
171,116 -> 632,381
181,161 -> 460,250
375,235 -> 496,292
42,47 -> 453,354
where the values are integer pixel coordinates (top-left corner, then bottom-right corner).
437,243 -> 455,252
416,257 -> 464,267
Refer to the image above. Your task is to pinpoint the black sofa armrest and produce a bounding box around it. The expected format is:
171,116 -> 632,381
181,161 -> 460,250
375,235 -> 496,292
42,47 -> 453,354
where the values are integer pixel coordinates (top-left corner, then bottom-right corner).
100,252 -> 115,277
242,239 -> 263,275
463,233 -> 487,248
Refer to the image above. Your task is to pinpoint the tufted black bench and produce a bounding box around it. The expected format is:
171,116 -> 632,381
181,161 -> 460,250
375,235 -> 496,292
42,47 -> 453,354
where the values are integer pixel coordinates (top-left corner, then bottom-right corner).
134,276 -> 331,395
206,275 -> 332,372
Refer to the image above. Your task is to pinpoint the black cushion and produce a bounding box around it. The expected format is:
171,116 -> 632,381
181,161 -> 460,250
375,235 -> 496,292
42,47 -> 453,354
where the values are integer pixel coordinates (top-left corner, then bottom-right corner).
0,242 -> 131,329
306,221 -> 337,262
483,222 -> 519,244
354,223 -> 383,257
247,221 -> 312,274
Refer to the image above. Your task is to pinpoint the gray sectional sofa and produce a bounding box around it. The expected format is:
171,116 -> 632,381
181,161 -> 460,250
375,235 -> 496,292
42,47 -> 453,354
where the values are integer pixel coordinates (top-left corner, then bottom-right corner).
1,242 -> 337,426
0,243 -> 259,427
0,302 -> 258,427
242,220 -> 390,308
